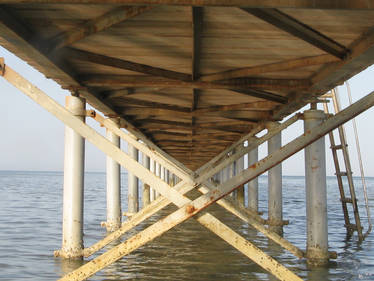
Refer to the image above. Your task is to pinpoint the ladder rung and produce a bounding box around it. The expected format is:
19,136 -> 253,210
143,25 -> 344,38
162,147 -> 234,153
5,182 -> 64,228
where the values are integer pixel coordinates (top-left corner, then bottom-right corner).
340,198 -> 357,204
331,144 -> 347,150
335,171 -> 353,176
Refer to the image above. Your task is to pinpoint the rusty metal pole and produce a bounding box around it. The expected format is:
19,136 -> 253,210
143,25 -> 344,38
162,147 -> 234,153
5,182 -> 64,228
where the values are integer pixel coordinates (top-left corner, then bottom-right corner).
267,125 -> 283,236
248,143 -> 259,213
142,154 -> 151,207
128,144 -> 139,214
304,109 -> 329,266
105,118 -> 121,232
60,95 -> 86,258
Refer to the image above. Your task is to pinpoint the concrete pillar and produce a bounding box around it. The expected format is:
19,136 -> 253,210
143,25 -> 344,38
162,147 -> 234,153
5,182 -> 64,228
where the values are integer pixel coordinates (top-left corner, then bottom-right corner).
150,160 -> 156,201
128,144 -> 139,214
248,145 -> 259,213
237,156 -> 245,206
105,118 -> 121,232
304,109 -> 329,266
60,96 -> 86,258
268,127 -> 283,236
155,162 -> 161,198
142,154 -> 151,207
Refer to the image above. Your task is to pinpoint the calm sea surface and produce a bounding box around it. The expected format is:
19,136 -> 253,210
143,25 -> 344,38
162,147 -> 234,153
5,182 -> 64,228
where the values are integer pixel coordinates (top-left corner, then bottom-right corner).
0,171 -> 373,281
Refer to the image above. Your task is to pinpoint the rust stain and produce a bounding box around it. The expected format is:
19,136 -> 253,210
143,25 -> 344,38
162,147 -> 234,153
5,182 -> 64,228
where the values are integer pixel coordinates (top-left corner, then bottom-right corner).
186,205 -> 196,214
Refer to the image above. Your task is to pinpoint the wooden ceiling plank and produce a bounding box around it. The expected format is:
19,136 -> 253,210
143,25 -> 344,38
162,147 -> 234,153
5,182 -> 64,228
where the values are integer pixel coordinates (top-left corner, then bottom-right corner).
200,54 -> 339,82
230,88 -> 288,103
1,1 -> 374,9
67,48 -> 192,82
241,8 -> 349,59
48,6 -> 153,52
79,74 -> 310,90
193,101 -> 276,114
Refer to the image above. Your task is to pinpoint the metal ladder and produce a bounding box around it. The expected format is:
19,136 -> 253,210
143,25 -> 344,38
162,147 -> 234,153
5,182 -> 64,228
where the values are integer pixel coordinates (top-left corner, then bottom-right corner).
323,89 -> 364,241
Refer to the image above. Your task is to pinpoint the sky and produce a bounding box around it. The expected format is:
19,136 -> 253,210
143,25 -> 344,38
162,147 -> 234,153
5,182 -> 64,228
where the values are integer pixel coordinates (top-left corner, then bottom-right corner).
0,46 -> 373,177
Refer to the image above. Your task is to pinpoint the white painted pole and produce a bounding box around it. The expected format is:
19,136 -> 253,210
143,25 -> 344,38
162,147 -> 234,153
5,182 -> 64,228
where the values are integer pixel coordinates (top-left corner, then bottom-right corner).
268,127 -> 283,236
155,162 -> 161,198
304,109 -> 329,266
150,159 -> 156,201
105,118 -> 121,232
248,144 -> 259,212
128,144 -> 139,214
142,154 -> 151,207
60,96 -> 86,258
237,155 -> 245,206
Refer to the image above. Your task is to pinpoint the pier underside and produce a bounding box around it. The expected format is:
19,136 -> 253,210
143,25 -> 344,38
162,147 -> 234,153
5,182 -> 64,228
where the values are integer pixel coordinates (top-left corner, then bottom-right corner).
2,1 -> 374,169
1,1 -> 374,281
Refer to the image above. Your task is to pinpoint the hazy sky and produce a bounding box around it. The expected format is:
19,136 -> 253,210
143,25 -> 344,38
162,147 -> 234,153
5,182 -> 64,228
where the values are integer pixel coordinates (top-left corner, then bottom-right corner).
0,46 -> 373,176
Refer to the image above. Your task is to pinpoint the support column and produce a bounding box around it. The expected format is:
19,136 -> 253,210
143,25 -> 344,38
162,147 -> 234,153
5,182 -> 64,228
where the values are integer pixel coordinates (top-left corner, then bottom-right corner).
142,154 -> 151,207
60,96 -> 86,258
150,160 -> 156,201
105,118 -> 121,232
304,109 -> 329,266
128,144 -> 139,214
155,162 -> 161,198
248,144 -> 259,213
268,126 -> 283,236
237,155 -> 245,206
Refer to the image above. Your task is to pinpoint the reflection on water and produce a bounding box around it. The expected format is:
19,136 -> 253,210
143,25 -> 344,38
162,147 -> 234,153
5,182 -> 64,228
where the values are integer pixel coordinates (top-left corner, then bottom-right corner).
0,171 -> 374,280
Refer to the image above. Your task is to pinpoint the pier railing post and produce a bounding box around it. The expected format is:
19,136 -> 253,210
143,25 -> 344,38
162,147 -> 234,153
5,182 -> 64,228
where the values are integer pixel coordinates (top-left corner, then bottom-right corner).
60,95 -> 86,258
128,144 -> 139,214
304,109 -> 329,266
248,140 -> 259,213
105,118 -> 121,232
267,124 -> 283,236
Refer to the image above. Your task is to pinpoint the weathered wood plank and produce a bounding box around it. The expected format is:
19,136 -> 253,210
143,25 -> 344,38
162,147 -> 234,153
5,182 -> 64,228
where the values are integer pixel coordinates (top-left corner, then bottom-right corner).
200,54 -> 339,82
79,74 -> 310,90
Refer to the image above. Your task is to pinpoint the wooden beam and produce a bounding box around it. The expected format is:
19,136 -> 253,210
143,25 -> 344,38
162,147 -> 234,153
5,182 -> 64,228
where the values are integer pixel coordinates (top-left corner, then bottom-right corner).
116,97 -> 191,112
242,8 -> 349,59
1,0 -> 374,9
192,7 -> 203,81
193,101 -> 276,114
68,48 -> 192,82
101,87 -> 163,99
200,54 -> 339,82
79,74 -> 310,90
229,88 -> 287,103
274,26 -> 374,119
48,6 -> 152,52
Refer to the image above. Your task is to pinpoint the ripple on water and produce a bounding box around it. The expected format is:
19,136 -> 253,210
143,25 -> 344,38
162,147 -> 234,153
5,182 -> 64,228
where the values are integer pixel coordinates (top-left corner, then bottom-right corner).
0,172 -> 374,281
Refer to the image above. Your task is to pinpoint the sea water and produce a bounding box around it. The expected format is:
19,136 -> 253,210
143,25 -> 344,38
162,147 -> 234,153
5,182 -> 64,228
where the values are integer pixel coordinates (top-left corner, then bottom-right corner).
0,171 -> 373,280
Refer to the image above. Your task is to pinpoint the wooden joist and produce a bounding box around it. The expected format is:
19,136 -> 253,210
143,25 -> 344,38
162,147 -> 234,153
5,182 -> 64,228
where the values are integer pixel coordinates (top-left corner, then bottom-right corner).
68,48 -> 192,82
200,55 -> 339,82
48,6 -> 152,52
242,8 -> 349,59
78,74 -> 310,90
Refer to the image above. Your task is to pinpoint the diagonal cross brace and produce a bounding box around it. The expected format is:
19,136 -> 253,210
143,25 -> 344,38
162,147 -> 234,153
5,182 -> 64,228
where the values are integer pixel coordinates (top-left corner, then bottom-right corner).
85,111 -> 304,259
60,84 -> 374,280
2,61 -> 303,281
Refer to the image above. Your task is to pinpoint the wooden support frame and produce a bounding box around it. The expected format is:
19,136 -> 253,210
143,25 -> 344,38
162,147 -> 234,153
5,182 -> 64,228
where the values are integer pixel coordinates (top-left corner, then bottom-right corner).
1,62 -> 303,281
